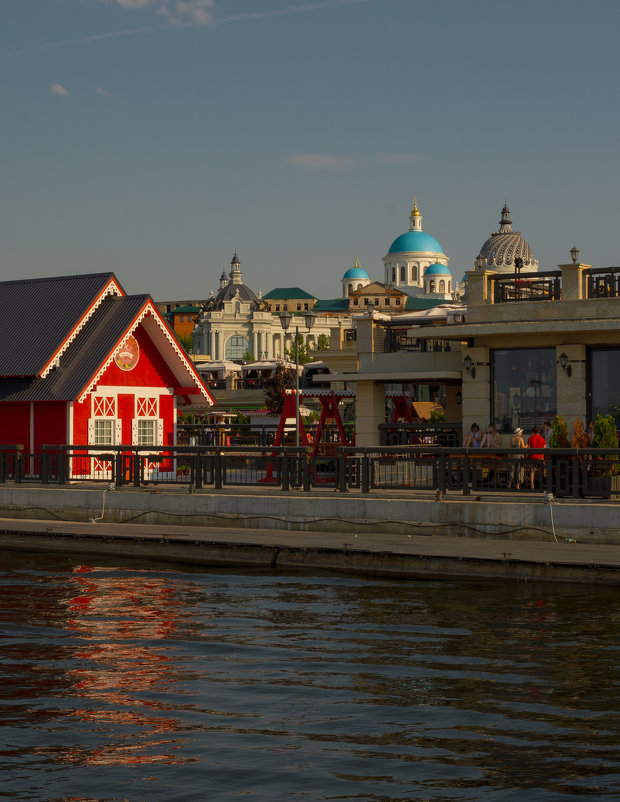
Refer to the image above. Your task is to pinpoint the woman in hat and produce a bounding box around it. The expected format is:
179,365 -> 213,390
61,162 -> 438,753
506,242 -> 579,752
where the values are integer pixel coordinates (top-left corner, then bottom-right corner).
510,427 -> 525,489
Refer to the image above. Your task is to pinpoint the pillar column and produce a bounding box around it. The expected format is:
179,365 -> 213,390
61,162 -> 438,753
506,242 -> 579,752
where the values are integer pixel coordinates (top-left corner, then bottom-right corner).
556,344 -> 587,424
356,381 -> 385,447
461,346 -> 490,440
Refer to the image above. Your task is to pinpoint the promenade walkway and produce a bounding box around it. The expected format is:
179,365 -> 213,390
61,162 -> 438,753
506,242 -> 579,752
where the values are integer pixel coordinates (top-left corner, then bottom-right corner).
1,516 -> 618,585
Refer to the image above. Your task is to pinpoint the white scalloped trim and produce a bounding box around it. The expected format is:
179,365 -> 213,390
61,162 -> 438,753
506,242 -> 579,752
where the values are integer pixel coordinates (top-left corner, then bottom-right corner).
41,279 -> 123,378
77,299 -> 213,405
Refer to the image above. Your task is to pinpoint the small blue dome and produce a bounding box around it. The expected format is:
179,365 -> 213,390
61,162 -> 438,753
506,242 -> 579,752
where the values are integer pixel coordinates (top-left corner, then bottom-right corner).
342,266 -> 370,279
424,262 -> 451,276
388,230 -> 444,255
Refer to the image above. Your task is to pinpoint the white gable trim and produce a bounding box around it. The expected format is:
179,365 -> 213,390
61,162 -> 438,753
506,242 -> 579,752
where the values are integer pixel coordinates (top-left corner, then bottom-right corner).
77,299 -> 213,405
41,277 -> 124,379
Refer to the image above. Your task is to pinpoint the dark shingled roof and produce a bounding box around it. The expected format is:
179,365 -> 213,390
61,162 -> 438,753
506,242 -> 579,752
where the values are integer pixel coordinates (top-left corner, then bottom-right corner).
0,295 -> 148,403
263,287 -> 316,300
404,295 -> 447,310
312,298 -> 350,312
0,272 -> 119,377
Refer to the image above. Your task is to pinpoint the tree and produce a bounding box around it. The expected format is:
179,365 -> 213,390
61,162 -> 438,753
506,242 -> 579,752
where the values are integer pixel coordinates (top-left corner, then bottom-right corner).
178,333 -> 194,354
264,361 -> 297,415
285,334 -> 314,365
317,333 -> 330,351
242,349 -> 255,362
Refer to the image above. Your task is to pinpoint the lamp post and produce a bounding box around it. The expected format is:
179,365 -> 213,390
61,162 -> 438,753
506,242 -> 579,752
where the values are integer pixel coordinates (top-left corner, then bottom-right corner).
279,309 -> 317,447
570,246 -> 580,264
475,254 -> 485,271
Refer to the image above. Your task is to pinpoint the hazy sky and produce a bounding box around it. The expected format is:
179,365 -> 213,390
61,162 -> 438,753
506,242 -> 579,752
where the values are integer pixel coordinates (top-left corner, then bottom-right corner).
2,0 -> 619,300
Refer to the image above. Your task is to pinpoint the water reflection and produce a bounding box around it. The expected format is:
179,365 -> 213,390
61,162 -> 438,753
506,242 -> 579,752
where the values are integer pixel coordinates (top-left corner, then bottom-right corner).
0,554 -> 617,801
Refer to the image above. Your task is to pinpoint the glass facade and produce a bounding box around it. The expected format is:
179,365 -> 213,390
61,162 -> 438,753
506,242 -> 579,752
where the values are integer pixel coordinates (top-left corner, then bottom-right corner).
225,335 -> 250,360
589,348 -> 620,427
491,348 -> 557,432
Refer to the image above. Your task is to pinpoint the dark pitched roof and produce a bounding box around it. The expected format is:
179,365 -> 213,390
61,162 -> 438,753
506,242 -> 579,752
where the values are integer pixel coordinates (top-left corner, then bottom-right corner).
0,272 -> 120,377
0,295 -> 148,403
171,305 -> 201,315
312,298 -> 350,312
263,287 -> 316,300
404,296 -> 447,310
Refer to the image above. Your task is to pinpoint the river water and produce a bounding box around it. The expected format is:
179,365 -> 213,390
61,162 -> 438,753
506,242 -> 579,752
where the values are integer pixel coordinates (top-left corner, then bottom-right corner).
0,553 -> 618,802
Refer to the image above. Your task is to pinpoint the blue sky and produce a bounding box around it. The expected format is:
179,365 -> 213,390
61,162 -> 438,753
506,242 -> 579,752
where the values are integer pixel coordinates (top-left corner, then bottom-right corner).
2,0 -> 619,300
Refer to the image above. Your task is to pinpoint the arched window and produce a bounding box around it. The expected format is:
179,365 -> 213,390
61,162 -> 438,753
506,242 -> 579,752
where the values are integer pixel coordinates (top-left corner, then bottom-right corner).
234,302 -> 241,314
429,280 -> 435,293
348,283 -> 353,295
225,335 -> 249,360
357,283 -> 363,290
411,266 -> 417,282
448,280 -> 451,292
392,267 -> 396,283
439,280 -> 446,292
400,265 -> 406,282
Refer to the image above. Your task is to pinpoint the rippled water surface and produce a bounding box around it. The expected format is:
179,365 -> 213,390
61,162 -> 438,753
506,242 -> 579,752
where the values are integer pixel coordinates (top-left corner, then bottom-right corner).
0,553 -> 618,801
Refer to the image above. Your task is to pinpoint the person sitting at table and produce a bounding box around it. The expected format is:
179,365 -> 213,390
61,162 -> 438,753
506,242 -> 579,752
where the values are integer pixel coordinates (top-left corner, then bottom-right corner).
464,423 -> 482,448
481,423 -> 501,449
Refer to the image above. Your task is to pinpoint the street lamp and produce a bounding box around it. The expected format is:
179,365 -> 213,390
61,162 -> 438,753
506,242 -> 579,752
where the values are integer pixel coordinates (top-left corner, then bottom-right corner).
570,246 -> 580,264
475,254 -> 485,271
279,310 -> 317,447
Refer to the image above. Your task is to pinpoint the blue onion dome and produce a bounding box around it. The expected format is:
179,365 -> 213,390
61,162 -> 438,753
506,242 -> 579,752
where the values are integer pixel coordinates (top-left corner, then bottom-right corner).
424,262 -> 451,276
388,230 -> 444,254
342,258 -> 369,280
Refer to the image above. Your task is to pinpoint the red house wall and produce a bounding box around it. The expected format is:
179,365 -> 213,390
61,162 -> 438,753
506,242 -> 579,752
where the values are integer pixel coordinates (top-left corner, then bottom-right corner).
0,404 -> 30,449
34,402 -> 67,450
71,322 -> 179,447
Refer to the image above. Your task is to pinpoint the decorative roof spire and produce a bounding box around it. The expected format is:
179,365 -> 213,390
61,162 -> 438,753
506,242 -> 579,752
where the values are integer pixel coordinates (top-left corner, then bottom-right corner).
409,196 -> 423,231
498,204 -> 513,232
354,256 -> 359,268
229,251 -> 243,284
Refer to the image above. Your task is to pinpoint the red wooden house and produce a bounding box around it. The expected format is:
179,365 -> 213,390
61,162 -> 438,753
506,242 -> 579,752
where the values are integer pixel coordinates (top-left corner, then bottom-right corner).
0,273 -> 213,462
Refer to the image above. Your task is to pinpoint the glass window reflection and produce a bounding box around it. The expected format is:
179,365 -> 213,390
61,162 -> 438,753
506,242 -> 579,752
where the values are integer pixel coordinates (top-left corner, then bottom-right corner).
491,348 -> 557,432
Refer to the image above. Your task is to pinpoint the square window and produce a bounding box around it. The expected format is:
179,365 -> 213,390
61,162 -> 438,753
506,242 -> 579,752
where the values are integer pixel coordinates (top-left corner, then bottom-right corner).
136,419 -> 157,446
93,419 -> 113,445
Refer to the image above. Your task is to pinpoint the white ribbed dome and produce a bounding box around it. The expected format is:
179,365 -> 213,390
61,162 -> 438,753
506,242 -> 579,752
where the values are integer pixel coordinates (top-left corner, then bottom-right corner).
477,205 -> 537,271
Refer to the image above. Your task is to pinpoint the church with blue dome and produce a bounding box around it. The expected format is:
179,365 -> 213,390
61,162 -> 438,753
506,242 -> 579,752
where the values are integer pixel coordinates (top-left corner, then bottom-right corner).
341,258 -> 371,297
382,199 -> 454,300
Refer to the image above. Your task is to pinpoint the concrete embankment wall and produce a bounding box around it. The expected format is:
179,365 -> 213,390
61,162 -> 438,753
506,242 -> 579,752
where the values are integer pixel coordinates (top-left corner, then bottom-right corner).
0,485 -> 618,545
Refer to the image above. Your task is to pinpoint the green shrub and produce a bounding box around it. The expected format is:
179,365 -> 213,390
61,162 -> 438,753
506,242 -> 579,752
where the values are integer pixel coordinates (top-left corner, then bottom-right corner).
549,415 -> 569,448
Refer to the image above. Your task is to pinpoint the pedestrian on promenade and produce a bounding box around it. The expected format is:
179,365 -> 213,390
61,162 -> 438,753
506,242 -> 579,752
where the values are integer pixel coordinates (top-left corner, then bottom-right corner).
464,423 -> 482,448
510,427 -> 525,489
527,425 -> 546,489
543,420 -> 552,446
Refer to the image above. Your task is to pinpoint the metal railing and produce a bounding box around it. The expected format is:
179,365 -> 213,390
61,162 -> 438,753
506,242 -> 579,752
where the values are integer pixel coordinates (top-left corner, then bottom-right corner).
1,444 -> 619,499
177,423 -> 355,449
492,271 -> 562,303
584,267 -> 620,299
378,423 -> 461,447
385,333 -> 455,353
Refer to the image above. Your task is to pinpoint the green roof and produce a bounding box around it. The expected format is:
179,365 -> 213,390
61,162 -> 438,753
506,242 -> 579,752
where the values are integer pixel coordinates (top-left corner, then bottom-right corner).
404,296 -> 446,310
172,305 -> 202,314
312,298 -> 350,312
263,287 -> 316,300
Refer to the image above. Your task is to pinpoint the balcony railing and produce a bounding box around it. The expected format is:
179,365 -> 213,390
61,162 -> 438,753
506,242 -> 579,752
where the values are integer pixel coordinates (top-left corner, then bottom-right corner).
386,333 -> 455,353
584,267 -> 620,298
492,271 -> 562,303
